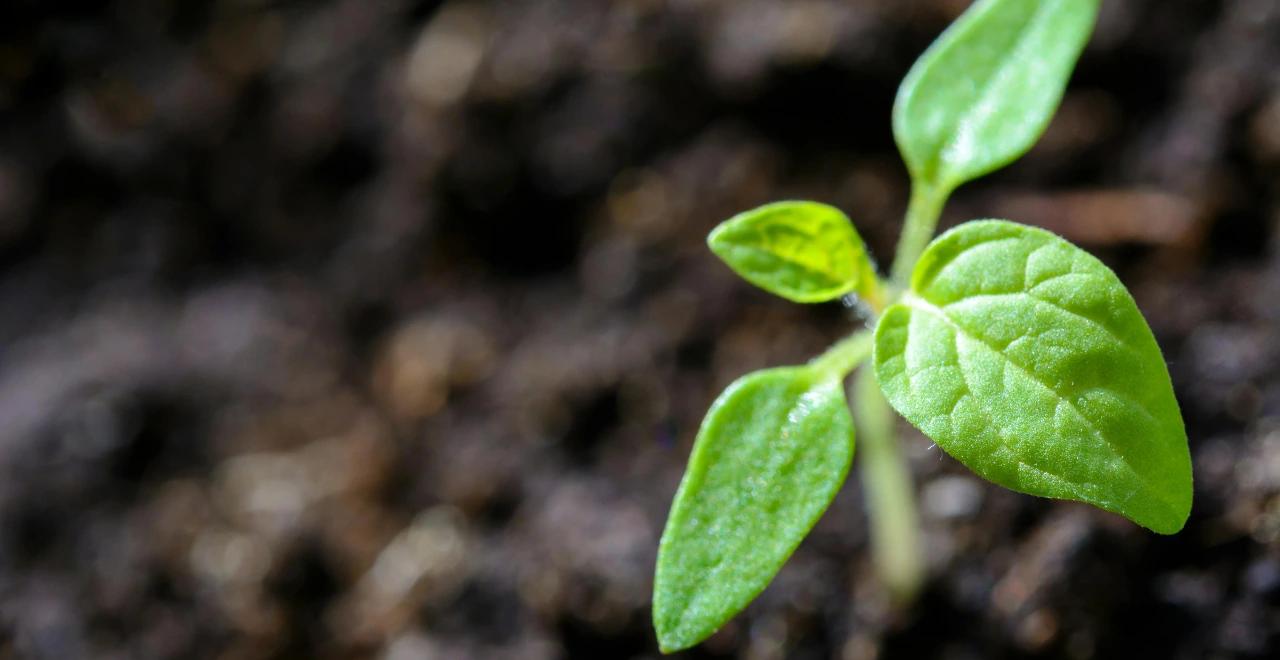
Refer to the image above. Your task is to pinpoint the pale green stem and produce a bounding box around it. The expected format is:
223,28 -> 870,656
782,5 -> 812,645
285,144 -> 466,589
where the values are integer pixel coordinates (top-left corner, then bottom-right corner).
857,279 -> 887,317
808,331 -> 873,379
854,362 -> 925,604
813,178 -> 941,603
890,181 -> 951,285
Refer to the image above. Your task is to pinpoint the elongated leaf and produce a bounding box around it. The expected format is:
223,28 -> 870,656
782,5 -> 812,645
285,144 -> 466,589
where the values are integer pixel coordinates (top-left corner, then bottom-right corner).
873,220 -> 1192,534
894,0 -> 1099,191
654,366 -> 855,652
708,201 -> 876,303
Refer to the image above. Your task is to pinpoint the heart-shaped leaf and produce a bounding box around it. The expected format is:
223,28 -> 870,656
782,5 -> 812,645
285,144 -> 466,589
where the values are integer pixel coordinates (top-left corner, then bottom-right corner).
894,0 -> 1099,192
873,220 -> 1192,534
708,201 -> 877,303
654,366 -> 855,652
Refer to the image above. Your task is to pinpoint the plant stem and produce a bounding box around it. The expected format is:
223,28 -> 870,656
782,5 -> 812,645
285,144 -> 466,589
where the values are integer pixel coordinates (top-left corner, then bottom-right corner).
890,181 -> 950,284
808,330 -> 873,379
854,366 -> 924,604
817,180 -> 940,602
857,277 -> 888,317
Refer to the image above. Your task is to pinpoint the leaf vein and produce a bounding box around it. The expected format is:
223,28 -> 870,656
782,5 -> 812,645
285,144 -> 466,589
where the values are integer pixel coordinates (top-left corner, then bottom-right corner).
904,294 -> 1179,514
942,291 -> 1136,352
726,245 -> 847,288
918,235 -> 1023,291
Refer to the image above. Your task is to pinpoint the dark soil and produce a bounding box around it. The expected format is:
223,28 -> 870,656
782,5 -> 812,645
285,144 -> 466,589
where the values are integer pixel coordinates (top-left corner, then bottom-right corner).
1,0 -> 1279,658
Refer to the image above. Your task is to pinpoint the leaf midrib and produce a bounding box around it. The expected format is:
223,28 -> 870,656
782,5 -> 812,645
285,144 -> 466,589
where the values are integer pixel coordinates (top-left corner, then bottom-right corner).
941,292 -> 1137,353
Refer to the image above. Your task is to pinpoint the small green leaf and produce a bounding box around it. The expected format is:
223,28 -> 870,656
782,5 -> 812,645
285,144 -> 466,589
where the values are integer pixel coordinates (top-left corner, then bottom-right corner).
708,201 -> 876,304
654,366 -> 855,652
894,0 -> 1099,191
873,220 -> 1192,534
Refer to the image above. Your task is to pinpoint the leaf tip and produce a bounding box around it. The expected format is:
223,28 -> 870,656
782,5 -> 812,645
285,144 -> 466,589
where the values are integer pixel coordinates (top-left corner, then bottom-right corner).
1147,519 -> 1187,536
655,635 -> 684,655
653,622 -> 676,654
706,222 -> 731,258
1129,444 -> 1193,535
1141,490 -> 1192,536
652,603 -> 699,654
651,562 -> 707,653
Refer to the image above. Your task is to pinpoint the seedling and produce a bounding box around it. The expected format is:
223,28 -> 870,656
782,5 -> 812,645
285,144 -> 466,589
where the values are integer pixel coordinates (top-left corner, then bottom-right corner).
653,0 -> 1193,652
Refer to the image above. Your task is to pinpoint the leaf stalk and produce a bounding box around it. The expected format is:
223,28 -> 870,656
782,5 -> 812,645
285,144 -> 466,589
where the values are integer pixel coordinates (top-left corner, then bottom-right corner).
808,330 -> 874,379
890,182 -> 951,284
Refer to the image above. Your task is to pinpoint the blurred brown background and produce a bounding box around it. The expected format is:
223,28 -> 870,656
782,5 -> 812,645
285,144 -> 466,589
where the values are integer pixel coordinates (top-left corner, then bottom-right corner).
0,0 -> 1278,658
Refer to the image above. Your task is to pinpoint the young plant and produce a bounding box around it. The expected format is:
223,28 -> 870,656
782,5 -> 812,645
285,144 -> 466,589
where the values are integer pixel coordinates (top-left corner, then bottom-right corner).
653,0 -> 1193,653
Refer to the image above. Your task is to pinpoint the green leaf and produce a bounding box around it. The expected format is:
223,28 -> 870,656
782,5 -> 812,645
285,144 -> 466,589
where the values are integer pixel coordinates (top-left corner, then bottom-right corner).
654,366 -> 855,652
708,201 -> 877,304
894,0 -> 1099,191
873,220 -> 1192,534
